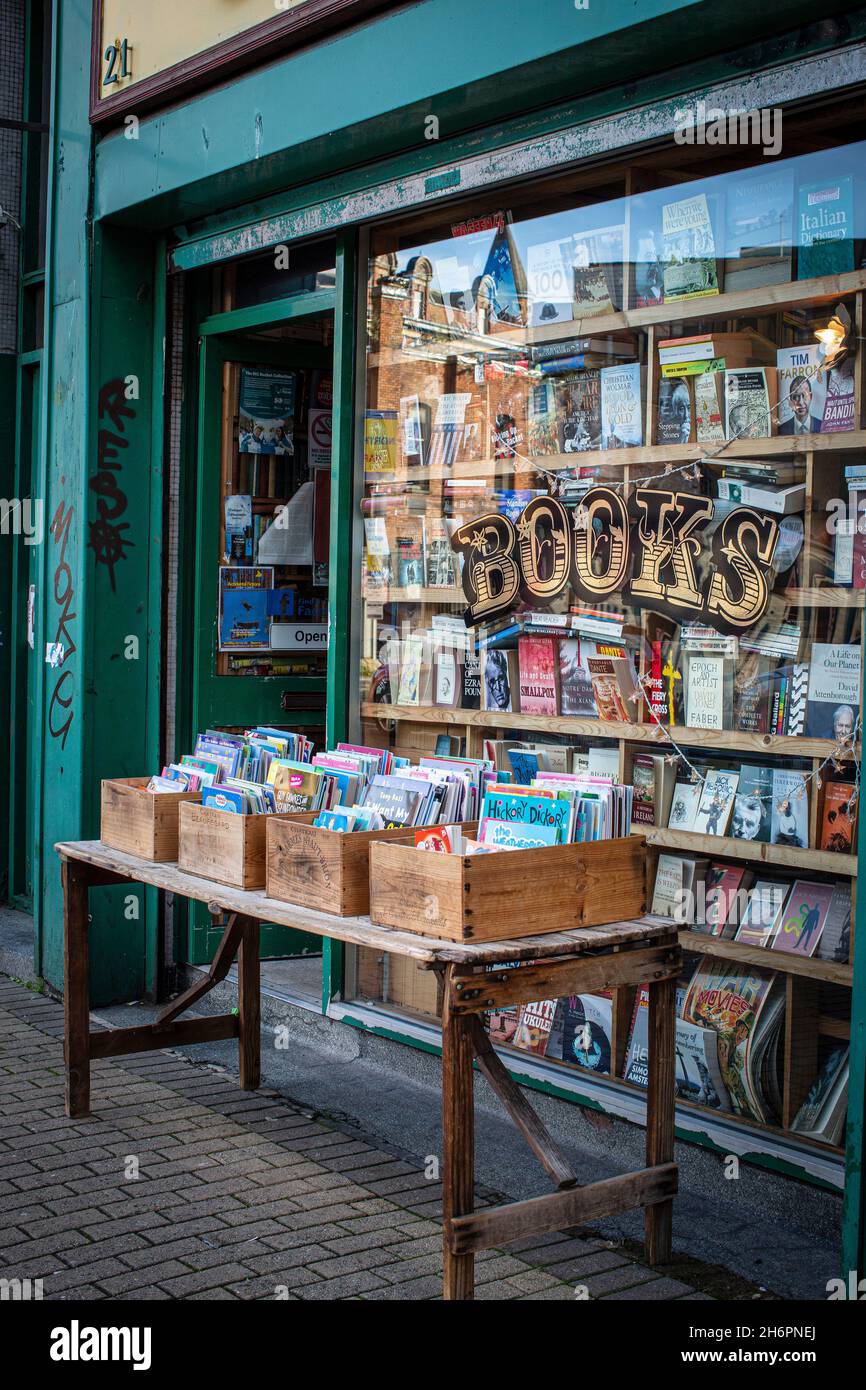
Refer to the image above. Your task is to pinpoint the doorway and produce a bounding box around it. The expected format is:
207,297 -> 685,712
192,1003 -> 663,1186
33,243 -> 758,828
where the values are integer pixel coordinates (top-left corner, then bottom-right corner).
183,286 -> 336,986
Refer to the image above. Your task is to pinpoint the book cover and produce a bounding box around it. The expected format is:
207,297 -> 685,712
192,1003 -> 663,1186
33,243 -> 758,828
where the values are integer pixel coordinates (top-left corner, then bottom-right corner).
391,517 -> 426,587
770,768 -> 809,849
559,994 -> 613,1074
426,516 -> 457,588
731,764 -> 772,843
512,998 -> 558,1056
656,375 -> 694,444
735,880 -> 789,947
556,370 -> 601,452
600,363 -> 643,449
820,781 -> 857,854
685,655 -> 730,731
694,370 -> 726,442
661,193 -> 720,301
397,635 -> 425,707
682,960 -> 779,1122
478,818 -> 559,850
797,177 -> 855,280
725,367 -> 778,440
433,647 -> 461,708
701,864 -> 753,938
693,768 -> 739,837
806,643 -> 860,740
632,754 -> 657,826
482,648 -> 520,713
771,879 -> 835,957
517,636 -> 559,716
724,169 -> 794,288
667,781 -> 701,832
461,651 -> 481,710
817,883 -> 852,964
480,790 -> 570,840
674,1020 -> 733,1111
651,854 -> 688,918
571,223 -> 624,317
363,517 -> 391,589
777,343 -> 826,435
822,356 -> 856,434
559,638 -> 600,717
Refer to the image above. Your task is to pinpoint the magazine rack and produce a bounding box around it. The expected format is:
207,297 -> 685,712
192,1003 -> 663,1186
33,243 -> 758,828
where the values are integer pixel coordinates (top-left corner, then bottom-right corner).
57,839 -> 681,1300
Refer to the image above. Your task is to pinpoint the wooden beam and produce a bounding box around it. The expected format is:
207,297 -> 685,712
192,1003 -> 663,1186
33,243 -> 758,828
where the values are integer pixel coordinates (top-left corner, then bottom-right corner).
449,945 -> 680,1013
63,859 -> 91,1119
155,911 -> 246,1025
644,977 -> 677,1266
441,963 -> 476,1300
88,1014 -> 239,1059
238,918 -> 261,1090
467,1016 -> 577,1190
447,1163 -> 678,1254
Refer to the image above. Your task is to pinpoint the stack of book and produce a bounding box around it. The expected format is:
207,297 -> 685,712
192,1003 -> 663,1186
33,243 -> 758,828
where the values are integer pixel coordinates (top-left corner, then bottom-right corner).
147,728 -> 316,811
656,331 -> 776,444
424,773 -> 634,855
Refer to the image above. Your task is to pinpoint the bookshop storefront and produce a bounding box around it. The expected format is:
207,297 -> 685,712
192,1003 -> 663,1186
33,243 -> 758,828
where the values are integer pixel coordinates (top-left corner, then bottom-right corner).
23,3 -> 866,1270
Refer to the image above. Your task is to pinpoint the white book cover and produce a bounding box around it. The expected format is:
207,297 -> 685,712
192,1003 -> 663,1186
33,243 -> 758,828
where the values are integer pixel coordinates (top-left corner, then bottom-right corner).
667,781 -> 701,832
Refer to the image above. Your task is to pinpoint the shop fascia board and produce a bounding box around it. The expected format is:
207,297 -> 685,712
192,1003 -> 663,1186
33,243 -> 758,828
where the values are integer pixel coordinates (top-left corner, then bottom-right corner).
92,0 -> 828,230
165,31 -> 866,273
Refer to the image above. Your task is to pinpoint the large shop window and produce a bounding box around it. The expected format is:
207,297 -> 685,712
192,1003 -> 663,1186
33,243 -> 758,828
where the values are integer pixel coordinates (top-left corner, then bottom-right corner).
346,117 -> 865,1159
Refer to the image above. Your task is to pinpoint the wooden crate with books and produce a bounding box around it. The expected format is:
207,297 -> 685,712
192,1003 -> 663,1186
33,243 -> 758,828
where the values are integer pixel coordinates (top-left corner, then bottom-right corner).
266,817 -> 420,916
178,801 -> 316,890
355,128 -> 865,1161
100,778 -> 201,863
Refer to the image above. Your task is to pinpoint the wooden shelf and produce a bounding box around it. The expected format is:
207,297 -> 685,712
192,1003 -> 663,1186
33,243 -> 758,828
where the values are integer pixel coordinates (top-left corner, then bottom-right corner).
362,585 -> 463,605
645,827 -> 856,878
677,929 -> 852,987
492,268 -> 866,343
362,703 -> 857,758
364,431 -> 866,487
786,587 -> 864,609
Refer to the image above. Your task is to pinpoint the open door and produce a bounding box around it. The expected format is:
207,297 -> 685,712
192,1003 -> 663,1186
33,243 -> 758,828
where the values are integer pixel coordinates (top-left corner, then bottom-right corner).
186,313 -> 334,965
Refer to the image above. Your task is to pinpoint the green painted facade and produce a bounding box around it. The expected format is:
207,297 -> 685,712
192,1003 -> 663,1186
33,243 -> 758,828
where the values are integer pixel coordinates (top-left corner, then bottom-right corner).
6,0 -> 866,1270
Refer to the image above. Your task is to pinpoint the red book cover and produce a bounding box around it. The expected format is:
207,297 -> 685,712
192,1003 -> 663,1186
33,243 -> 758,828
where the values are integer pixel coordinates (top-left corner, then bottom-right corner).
517,635 -> 560,716
820,782 -> 857,853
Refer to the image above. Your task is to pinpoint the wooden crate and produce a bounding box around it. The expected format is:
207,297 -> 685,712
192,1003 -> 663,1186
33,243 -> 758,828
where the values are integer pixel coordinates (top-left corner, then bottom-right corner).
178,803 -> 315,890
100,778 -> 200,862
266,818 -> 422,916
369,835 -> 648,942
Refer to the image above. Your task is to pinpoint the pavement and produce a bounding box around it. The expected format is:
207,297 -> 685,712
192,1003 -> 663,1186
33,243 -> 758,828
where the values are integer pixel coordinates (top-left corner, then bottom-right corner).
0,974 -> 726,1302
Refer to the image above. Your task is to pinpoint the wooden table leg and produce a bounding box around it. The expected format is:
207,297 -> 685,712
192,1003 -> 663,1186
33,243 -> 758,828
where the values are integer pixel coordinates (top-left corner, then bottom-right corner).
644,975 -> 676,1265
441,963 -> 475,1300
62,858 -> 91,1119
237,917 -> 261,1091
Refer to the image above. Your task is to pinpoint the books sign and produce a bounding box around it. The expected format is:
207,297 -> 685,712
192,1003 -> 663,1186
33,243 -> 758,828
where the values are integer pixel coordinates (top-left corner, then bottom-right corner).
451,488 -> 781,637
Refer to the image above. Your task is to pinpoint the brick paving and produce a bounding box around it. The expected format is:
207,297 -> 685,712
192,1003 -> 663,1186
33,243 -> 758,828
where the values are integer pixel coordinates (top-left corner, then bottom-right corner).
0,975 -> 707,1301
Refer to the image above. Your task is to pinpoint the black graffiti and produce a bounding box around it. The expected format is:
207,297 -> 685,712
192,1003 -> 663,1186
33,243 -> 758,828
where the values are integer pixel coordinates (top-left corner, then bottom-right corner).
89,378 -> 135,590
48,500 -> 76,748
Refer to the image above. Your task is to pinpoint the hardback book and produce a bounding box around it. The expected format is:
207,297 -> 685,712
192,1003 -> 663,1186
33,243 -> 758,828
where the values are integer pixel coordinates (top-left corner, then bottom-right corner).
700,863 -> 754,938
556,369 -> 601,452
806,643 -> 860,740
461,651 -> 482,710
820,781 -> 857,854
776,343 -> 827,435
693,369 -> 725,442
631,752 -> 677,828
482,648 -> 520,713
771,879 -> 835,957
770,768 -> 809,850
517,636 -> 560,716
685,655 -> 732,731
822,356 -> 856,434
651,853 -> 690,919
667,780 -> 701,832
791,1046 -> 849,1145
817,882 -> 852,964
656,374 -> 694,444
661,192 -> 721,301
558,993 -> 613,1074
585,654 -> 638,721
731,764 -> 773,843
735,880 -> 789,947
714,479 -> 806,514
511,998 -> 559,1056
724,169 -> 794,291
693,768 -> 739,837
797,177 -> 855,280
599,363 -> 644,449
724,367 -> 779,441
559,638 -> 599,717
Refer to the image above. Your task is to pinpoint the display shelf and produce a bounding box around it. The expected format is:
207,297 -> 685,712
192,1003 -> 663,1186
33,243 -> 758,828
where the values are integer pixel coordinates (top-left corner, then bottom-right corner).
786,588 -> 865,609
677,928 -> 852,987
361,702 -> 857,759
362,585 -> 463,605
644,827 -> 857,878
491,267 -> 866,344
363,431 -> 866,487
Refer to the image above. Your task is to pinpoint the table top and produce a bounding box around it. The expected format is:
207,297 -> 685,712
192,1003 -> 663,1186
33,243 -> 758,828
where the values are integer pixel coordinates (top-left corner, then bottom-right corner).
56,839 -> 675,966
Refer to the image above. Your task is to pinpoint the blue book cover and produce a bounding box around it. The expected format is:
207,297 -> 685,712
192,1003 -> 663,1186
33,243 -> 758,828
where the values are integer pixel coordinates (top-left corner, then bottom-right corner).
202,786 -> 247,814
480,790 -> 570,840
219,588 -> 270,650
507,750 -> 541,785
797,177 -> 855,280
